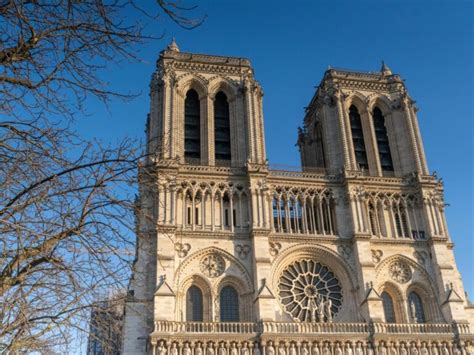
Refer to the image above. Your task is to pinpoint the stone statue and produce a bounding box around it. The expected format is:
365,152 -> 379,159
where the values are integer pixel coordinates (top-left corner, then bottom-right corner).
354,344 -> 363,355
335,344 -> 343,355
345,343 -> 353,355
241,344 -> 249,355
208,344 -> 216,355
290,344 -> 297,355
254,343 -> 261,355
409,301 -> 417,322
219,343 -> 227,355
411,345 -> 419,355
267,343 -> 276,355
431,345 -> 439,355
325,298 -> 333,322
367,343 -> 374,355
196,344 -> 203,355
322,344 -> 330,355
400,345 -> 407,355
441,344 -> 449,355
389,346 -> 397,355
309,298 -> 318,323
380,344 -> 387,355
420,345 -> 428,355
183,343 -> 192,355
312,343 -> 320,355
157,341 -> 167,355
302,344 -> 309,355
171,343 -> 179,355
279,344 -> 286,355
453,347 -> 461,355
230,344 -> 238,355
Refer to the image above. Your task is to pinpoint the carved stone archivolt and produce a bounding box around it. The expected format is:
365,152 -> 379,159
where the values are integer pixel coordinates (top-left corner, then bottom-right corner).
389,261 -> 412,284
200,254 -> 226,278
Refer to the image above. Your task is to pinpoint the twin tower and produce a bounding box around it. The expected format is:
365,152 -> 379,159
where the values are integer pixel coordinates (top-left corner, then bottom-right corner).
122,41 -> 474,354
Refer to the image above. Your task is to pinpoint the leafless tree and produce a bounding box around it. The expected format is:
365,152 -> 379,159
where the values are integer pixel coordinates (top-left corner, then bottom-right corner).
0,0 -> 203,352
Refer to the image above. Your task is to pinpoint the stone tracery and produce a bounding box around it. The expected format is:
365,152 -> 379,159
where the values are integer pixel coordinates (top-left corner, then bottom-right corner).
277,259 -> 343,323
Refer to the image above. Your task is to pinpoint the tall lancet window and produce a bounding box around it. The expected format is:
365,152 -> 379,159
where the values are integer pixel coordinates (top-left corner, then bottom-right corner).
186,286 -> 203,321
214,92 -> 231,162
184,89 -> 201,161
381,291 -> 396,323
373,107 -> 394,172
349,105 -> 369,170
220,286 -> 239,322
408,291 -> 426,323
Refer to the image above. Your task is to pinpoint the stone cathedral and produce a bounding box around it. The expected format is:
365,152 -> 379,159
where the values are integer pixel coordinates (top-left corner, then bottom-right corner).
122,40 -> 474,354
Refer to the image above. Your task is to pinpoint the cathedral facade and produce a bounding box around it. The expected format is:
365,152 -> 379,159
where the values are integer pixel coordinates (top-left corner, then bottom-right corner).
122,41 -> 474,355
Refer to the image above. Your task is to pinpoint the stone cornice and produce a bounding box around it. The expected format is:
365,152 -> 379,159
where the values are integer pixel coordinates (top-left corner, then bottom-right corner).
176,229 -> 250,240
369,237 -> 430,246
268,233 -> 341,243
161,50 -> 251,67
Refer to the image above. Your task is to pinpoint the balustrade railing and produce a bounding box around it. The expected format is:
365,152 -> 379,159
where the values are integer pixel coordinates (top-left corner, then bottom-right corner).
261,321 -> 368,334
154,321 -> 465,336
372,322 -> 453,334
154,321 -> 258,334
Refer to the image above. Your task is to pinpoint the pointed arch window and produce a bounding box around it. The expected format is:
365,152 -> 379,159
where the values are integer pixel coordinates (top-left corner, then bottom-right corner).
314,122 -> 326,168
368,202 -> 379,236
184,89 -> 201,161
349,105 -> 369,170
186,286 -> 203,321
381,291 -> 396,323
408,291 -> 426,323
220,286 -> 239,322
373,107 -> 394,172
214,92 -> 231,162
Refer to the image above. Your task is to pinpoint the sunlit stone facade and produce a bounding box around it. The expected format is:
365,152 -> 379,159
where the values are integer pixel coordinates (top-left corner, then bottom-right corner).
122,41 -> 474,355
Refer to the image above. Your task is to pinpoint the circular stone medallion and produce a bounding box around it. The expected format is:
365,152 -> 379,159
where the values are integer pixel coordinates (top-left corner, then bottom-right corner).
200,254 -> 225,278
389,261 -> 412,284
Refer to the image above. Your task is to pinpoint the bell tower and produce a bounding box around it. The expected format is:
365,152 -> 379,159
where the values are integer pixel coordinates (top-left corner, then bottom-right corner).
146,39 -> 267,168
298,63 -> 429,177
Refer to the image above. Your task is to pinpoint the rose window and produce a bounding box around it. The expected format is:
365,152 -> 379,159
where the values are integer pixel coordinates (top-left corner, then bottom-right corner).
277,259 -> 343,322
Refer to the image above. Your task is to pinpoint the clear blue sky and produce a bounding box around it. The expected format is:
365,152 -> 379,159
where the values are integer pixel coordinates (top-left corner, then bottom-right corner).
77,1 -> 473,299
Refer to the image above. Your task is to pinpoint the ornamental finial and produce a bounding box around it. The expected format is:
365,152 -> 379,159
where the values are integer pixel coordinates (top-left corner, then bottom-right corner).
381,60 -> 392,76
167,37 -> 180,52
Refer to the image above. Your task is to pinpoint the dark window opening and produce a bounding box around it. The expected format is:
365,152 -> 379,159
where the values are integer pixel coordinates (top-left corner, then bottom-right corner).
373,107 -> 394,172
220,286 -> 239,322
381,291 -> 396,323
185,89 -> 201,161
349,105 -> 369,170
214,92 -> 231,161
186,286 -> 203,321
